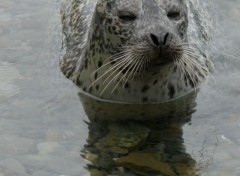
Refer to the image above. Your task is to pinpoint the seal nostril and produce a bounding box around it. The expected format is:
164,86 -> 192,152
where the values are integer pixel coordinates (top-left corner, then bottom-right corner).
150,33 -> 159,46
163,33 -> 169,45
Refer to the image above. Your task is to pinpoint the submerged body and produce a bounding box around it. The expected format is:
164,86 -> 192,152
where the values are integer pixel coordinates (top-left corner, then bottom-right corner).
60,0 -> 213,103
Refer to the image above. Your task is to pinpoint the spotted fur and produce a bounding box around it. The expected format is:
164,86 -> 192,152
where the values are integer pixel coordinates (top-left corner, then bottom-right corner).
60,0 -> 213,103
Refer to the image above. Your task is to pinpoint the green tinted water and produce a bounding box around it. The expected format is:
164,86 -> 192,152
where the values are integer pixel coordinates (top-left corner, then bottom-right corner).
0,0 -> 240,175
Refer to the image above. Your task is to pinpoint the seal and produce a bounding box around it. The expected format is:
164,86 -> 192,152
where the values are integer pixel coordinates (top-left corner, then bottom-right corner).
60,0 -> 213,104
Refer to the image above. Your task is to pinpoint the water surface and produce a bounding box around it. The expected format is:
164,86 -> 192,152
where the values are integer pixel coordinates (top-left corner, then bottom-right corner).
0,0 -> 240,175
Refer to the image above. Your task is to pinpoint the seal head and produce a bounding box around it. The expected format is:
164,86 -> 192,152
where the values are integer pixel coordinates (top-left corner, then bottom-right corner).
60,0 -> 213,103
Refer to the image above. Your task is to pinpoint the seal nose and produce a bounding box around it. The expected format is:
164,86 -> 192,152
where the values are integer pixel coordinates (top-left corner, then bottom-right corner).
150,33 -> 159,46
148,32 -> 169,47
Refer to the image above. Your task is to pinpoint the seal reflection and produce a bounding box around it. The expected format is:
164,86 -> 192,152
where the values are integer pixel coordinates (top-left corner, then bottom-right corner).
79,93 -> 199,176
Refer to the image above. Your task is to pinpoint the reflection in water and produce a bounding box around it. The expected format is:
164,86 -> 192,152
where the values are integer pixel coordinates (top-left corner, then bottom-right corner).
79,92 -> 201,176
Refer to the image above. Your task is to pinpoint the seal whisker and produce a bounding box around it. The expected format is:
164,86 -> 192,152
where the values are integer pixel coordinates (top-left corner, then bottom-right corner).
172,50 -> 206,88
124,48 -> 149,76
183,56 -> 213,84
176,58 -> 189,87
111,59 -> 140,93
178,61 -> 187,81
100,57 -> 137,95
103,53 -> 139,86
131,56 -> 146,80
180,47 -> 212,70
184,55 -> 209,74
102,61 -> 129,85
181,55 -> 207,88
174,53 -> 187,80
124,55 -> 144,84
125,50 -> 146,75
181,55 -> 200,88
89,55 -> 131,88
104,50 -> 143,84
181,55 -> 203,78
171,46 -> 203,59
182,50 -> 204,59
183,51 -> 212,73
90,51 -> 132,77
171,43 -> 199,51
110,47 -> 149,92
142,55 -> 148,72
182,64 -> 198,88
102,56 -> 133,85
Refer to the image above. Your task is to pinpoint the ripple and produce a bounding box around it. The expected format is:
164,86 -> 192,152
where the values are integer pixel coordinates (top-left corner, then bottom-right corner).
0,62 -> 25,98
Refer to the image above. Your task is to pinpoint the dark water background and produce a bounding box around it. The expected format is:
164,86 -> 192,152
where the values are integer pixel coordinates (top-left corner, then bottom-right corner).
0,0 -> 240,175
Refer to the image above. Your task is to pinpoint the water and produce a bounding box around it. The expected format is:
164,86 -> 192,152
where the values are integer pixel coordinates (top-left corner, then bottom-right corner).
1,0 -> 240,175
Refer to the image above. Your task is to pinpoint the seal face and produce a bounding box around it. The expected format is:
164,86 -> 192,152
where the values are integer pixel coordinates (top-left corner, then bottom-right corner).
60,0 -> 213,103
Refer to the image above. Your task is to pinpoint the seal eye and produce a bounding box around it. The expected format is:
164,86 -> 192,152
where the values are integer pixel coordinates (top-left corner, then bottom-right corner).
167,11 -> 181,20
118,11 -> 137,22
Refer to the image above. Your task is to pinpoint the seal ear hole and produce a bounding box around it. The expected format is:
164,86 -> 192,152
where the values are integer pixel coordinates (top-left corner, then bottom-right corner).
167,11 -> 181,20
118,11 -> 137,22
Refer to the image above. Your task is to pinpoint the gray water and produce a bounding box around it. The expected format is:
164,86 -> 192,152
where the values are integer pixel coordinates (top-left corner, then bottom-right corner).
0,0 -> 240,176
